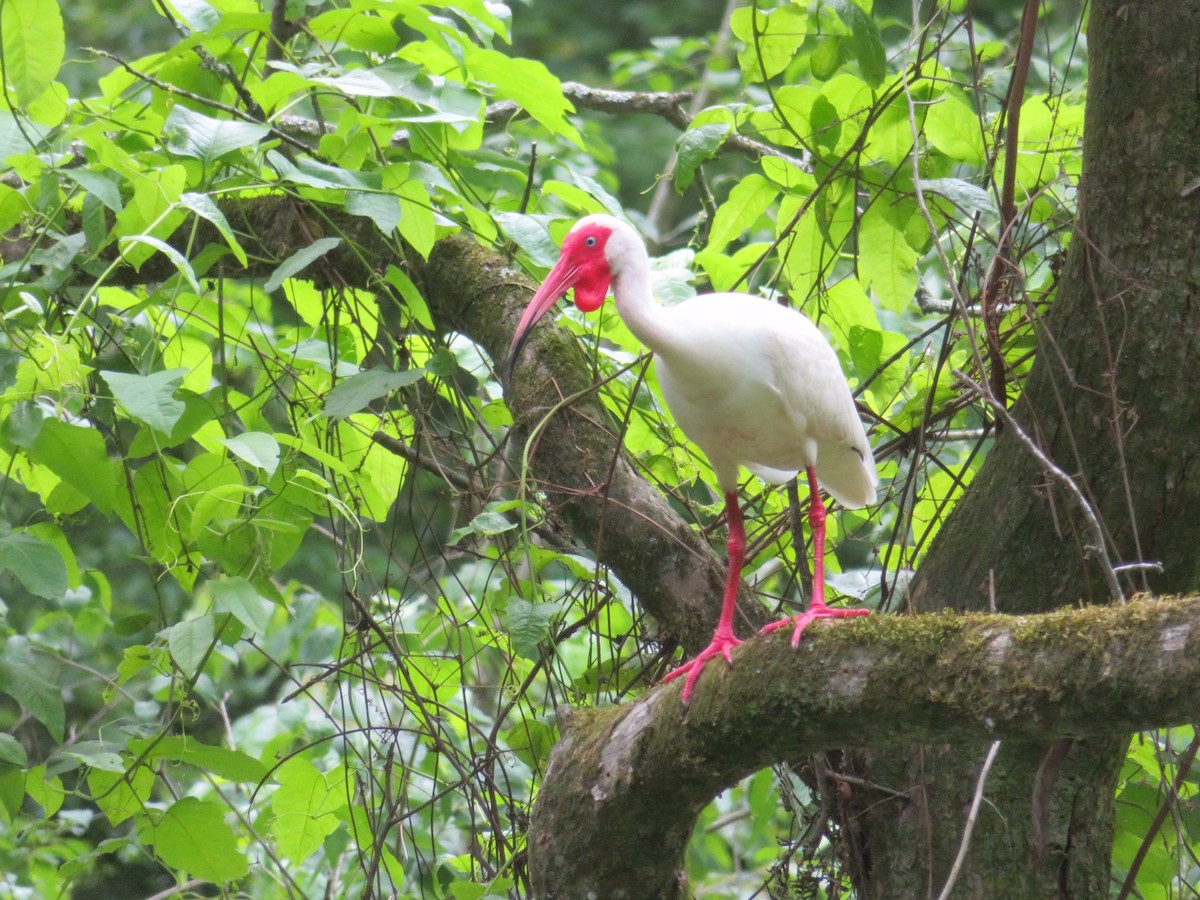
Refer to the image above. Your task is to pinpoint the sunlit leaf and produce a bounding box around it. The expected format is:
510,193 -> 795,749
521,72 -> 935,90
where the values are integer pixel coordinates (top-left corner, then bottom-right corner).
142,797 -> 249,882
0,0 -> 64,105
210,576 -> 274,636
164,105 -> 270,166
264,237 -> 342,293
674,123 -> 731,193
100,369 -> 187,435
707,174 -> 778,253
322,367 -> 425,419
0,530 -> 67,601
168,615 -> 215,675
221,432 -> 281,476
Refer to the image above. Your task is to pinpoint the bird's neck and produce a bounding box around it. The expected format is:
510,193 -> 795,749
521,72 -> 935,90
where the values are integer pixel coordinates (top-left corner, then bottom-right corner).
611,261 -> 670,354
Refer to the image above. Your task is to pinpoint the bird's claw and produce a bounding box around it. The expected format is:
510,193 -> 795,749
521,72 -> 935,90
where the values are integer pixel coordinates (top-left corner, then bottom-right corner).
761,604 -> 870,647
662,632 -> 743,703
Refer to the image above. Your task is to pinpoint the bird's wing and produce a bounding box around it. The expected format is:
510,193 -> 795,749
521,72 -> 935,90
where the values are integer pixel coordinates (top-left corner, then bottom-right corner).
767,315 -> 878,508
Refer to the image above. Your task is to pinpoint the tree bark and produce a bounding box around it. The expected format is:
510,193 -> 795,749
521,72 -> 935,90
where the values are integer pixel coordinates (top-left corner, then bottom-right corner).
526,597 -> 1200,898
858,0 -> 1200,896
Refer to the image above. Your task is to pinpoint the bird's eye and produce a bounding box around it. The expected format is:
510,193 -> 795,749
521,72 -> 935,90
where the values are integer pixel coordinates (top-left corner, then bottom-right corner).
584,236 -> 597,247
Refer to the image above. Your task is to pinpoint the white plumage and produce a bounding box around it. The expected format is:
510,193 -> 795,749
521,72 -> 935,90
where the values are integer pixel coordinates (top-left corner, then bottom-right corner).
509,214 -> 876,702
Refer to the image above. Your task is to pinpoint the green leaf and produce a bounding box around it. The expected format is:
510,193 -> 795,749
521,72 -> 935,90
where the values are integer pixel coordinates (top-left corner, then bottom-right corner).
674,123 -> 731,193
918,178 -> 998,217
464,47 -> 580,144
506,598 -> 564,661
270,757 -> 348,863
264,237 -> 342,293
30,419 -> 117,513
130,735 -> 269,783
100,369 -> 187,435
119,235 -> 201,291
831,0 -> 886,88
179,192 -> 248,266
64,167 -> 124,213
211,576 -> 274,636
220,432 -> 281,476
859,204 -> 919,312
168,615 -> 215,675
0,648 -> 64,741
143,797 -> 249,882
707,174 -> 778,254
397,180 -> 436,258
346,190 -> 401,235
322,368 -> 425,419
495,213 -> 559,268
0,0 -> 64,105
925,92 -> 986,165
0,732 -> 27,766
731,6 -> 808,82
0,530 -> 68,601
89,765 -> 154,826
164,105 -> 270,166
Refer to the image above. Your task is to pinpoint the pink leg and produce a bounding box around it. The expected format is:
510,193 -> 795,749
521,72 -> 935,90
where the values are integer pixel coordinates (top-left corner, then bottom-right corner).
662,491 -> 745,703
761,466 -> 869,646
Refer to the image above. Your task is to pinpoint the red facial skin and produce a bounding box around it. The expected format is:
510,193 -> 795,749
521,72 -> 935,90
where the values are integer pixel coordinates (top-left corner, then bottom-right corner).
506,223 -> 614,379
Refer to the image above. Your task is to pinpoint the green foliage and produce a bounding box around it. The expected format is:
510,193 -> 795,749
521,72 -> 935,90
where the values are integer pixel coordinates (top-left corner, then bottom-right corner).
0,0 -> 1183,897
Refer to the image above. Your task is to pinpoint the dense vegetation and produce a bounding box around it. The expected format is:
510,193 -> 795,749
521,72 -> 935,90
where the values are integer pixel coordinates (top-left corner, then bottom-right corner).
0,0 -> 1194,897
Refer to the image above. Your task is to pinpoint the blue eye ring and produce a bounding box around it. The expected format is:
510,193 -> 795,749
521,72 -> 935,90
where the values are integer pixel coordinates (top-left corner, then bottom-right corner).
585,236 -> 597,247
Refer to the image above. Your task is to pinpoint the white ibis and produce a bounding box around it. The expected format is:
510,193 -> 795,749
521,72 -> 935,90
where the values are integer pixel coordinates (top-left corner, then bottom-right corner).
508,214 -> 876,702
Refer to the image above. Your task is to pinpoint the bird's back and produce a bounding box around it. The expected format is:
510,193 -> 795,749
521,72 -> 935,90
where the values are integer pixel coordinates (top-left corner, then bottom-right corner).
651,293 -> 876,508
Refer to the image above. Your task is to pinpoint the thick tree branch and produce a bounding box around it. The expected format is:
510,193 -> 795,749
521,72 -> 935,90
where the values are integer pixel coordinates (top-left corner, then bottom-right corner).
529,595 -> 1200,898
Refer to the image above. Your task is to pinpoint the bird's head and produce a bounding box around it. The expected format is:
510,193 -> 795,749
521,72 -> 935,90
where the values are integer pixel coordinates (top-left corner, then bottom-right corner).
506,214 -> 641,381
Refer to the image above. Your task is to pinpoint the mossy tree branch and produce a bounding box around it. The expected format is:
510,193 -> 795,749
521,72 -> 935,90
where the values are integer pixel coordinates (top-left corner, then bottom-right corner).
528,595 -> 1200,899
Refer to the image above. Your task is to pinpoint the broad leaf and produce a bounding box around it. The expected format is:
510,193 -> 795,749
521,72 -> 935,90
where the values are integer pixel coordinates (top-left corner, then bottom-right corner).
264,238 -> 342,293
143,797 -> 249,882
168,615 -> 215,675
100,369 -> 187,435
211,576 -> 274,636
220,432 -> 281,476
0,531 -> 68,601
321,367 -> 425,419
164,105 -> 270,166
0,0 -> 64,105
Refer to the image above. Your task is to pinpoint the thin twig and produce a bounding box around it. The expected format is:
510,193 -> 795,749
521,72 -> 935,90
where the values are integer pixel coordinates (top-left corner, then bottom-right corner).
935,740 -> 1002,900
1115,730 -> 1200,900
953,369 -> 1125,603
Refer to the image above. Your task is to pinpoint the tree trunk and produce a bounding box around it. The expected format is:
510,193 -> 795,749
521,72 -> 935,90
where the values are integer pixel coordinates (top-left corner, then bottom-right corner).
858,0 -> 1200,896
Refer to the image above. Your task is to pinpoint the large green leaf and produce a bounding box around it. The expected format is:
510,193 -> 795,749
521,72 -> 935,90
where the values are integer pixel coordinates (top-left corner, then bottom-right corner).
270,757 -> 348,863
0,0 -> 64,105
707,174 -> 778,254
164,105 -> 270,166
129,735 -> 269,784
731,5 -> 808,82
464,47 -> 580,144
0,640 -> 63,741
29,419 -> 118,514
321,367 -> 425,419
168,615 -> 215,676
831,0 -> 887,88
100,369 -> 187,435
142,797 -> 249,882
263,237 -> 342,293
674,123 -> 732,193
211,576 -> 274,636
506,598 -> 564,661
0,530 -> 67,601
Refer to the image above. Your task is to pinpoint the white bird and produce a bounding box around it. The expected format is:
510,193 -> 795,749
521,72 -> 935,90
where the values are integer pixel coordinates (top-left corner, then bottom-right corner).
508,214 -> 877,702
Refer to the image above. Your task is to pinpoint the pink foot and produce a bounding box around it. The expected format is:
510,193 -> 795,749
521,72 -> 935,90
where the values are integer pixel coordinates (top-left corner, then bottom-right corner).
662,631 -> 742,703
761,601 -> 870,647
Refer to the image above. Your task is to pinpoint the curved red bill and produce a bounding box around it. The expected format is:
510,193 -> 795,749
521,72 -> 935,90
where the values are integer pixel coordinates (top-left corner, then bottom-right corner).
505,258 -> 580,382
